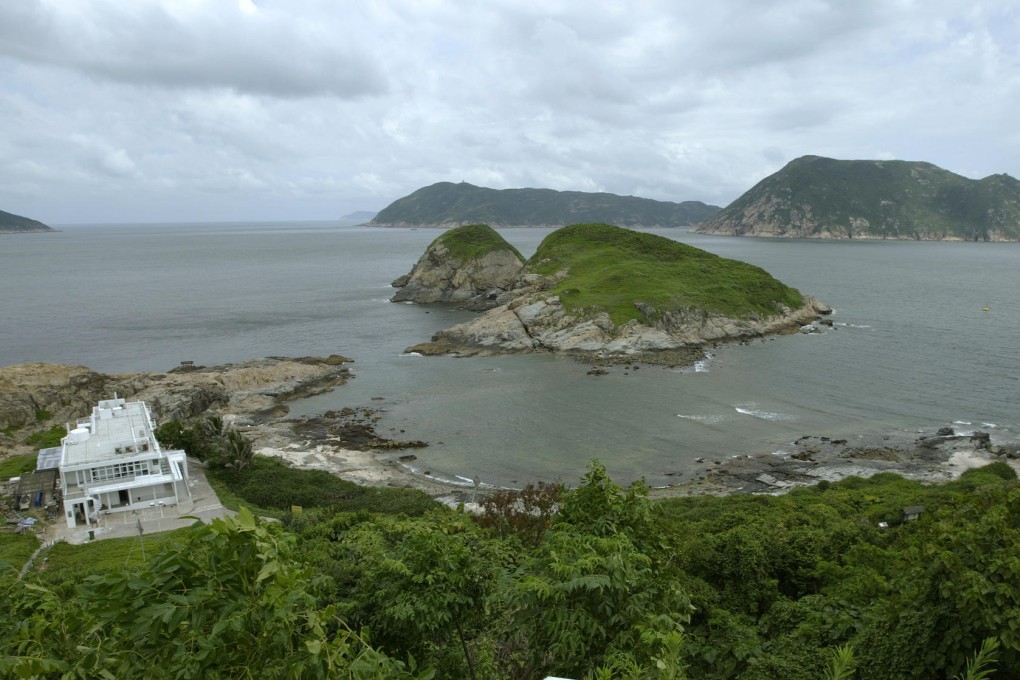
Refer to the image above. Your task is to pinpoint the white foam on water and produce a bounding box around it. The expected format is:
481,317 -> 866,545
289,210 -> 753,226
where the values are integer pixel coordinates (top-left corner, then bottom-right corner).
771,450 -> 791,457
693,352 -> 714,373
982,422 -> 998,429
677,414 -> 726,424
400,352 -> 423,358
734,404 -> 797,422
953,420 -> 973,426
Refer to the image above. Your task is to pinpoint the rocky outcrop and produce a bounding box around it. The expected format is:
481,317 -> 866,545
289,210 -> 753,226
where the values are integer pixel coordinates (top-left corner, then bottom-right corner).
661,428 -> 1020,497
408,274 -> 831,359
391,225 -> 525,310
0,356 -> 352,454
404,223 -> 830,361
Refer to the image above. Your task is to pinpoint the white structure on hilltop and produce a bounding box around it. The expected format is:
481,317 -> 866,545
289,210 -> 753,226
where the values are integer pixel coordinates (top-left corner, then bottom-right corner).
54,397 -> 190,529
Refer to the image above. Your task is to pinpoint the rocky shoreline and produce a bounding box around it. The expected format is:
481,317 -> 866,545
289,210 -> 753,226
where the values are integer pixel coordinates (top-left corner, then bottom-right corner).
649,427 -> 1020,498
3,357 -> 1017,504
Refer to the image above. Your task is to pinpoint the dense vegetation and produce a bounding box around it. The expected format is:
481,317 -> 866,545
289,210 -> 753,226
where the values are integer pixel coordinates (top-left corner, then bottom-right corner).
4,459 -> 1018,679
156,418 -> 438,519
0,208 -> 54,233
527,223 -> 805,325
434,223 -> 524,262
697,155 -> 1020,240
371,181 -> 720,228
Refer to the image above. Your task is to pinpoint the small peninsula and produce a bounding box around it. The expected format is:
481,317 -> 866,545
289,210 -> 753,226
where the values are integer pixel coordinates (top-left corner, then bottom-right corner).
371,181 -> 720,228
407,223 -> 829,362
0,209 -> 54,234
391,224 -> 525,310
695,155 -> 1020,241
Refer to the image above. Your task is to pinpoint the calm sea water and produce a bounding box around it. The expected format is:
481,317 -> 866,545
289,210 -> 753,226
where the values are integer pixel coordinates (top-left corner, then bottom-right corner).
3,222 -> 1018,487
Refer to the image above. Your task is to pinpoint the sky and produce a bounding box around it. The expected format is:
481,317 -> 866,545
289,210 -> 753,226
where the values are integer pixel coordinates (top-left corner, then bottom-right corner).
0,0 -> 1018,225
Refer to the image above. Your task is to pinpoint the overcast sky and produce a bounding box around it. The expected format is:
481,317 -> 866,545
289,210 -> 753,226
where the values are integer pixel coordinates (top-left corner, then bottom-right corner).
1,0 -> 1017,224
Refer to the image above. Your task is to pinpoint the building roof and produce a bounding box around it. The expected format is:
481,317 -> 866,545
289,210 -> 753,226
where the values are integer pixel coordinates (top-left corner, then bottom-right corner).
59,398 -> 161,468
37,446 -> 62,471
14,469 -> 58,498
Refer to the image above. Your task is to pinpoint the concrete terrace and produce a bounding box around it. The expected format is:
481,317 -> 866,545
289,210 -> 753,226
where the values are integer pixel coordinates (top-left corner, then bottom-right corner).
42,458 -> 231,545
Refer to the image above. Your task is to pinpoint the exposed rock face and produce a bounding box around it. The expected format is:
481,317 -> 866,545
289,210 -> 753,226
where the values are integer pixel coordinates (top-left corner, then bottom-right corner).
0,356 -> 352,453
408,273 -> 831,358
391,229 -> 525,311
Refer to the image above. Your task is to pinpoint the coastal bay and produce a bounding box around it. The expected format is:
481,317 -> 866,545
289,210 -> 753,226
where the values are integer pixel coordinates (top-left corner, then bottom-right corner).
2,221 -> 1018,489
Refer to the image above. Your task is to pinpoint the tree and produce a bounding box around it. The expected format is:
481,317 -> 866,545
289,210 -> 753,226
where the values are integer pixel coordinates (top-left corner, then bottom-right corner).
503,461 -> 691,678
1,508 -> 428,679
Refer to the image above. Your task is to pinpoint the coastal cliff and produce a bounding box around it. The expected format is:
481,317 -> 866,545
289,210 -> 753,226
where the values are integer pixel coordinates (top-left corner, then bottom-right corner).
695,155 -> 1020,241
391,224 -> 525,310
407,223 -> 829,360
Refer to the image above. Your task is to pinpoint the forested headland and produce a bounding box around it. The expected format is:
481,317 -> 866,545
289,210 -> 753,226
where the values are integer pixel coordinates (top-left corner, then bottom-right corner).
3,447 -> 1018,679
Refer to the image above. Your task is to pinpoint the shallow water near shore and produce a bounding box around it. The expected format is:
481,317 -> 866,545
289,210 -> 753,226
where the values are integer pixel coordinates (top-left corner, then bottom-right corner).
3,222 -> 1018,487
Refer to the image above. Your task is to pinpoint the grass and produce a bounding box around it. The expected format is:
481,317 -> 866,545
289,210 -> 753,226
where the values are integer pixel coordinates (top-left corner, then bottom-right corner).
0,452 -> 38,480
528,223 -> 804,325
24,424 -> 66,449
28,527 -> 192,591
0,533 -> 41,574
435,223 -> 524,262
209,455 -> 439,518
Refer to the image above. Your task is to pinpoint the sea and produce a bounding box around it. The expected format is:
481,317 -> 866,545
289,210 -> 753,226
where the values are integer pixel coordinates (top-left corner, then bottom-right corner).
3,222 -> 1018,488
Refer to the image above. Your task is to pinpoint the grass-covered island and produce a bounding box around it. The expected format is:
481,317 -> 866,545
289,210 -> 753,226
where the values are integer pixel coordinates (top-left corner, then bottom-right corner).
408,223 -> 830,362
4,459 -> 1017,678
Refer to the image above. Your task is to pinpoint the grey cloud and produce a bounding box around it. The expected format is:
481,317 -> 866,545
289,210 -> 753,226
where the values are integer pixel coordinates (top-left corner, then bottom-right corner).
0,2 -> 385,99
0,0 -> 1017,224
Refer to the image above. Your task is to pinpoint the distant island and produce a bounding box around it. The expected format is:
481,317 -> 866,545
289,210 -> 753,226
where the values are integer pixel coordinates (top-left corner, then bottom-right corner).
0,209 -> 54,234
695,155 -> 1020,241
400,223 -> 829,363
338,210 -> 377,225
370,181 -> 720,228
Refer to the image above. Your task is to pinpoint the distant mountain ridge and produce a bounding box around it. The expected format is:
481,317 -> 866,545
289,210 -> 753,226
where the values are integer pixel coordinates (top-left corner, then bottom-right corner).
370,181 -> 720,228
338,210 -> 377,224
695,155 -> 1020,241
0,209 -> 54,234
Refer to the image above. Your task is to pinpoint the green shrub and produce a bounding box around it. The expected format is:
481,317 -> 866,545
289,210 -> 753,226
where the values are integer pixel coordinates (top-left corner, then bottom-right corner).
24,425 -> 65,449
210,456 -> 438,516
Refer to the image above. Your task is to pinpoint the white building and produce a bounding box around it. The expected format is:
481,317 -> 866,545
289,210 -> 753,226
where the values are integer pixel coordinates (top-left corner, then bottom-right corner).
55,397 -> 190,529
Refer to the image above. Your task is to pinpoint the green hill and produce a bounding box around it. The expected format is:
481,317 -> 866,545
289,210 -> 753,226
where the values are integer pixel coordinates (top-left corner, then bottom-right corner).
527,223 -> 805,325
371,181 -> 720,228
0,209 -> 54,234
432,223 -> 524,262
695,155 -> 1020,241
